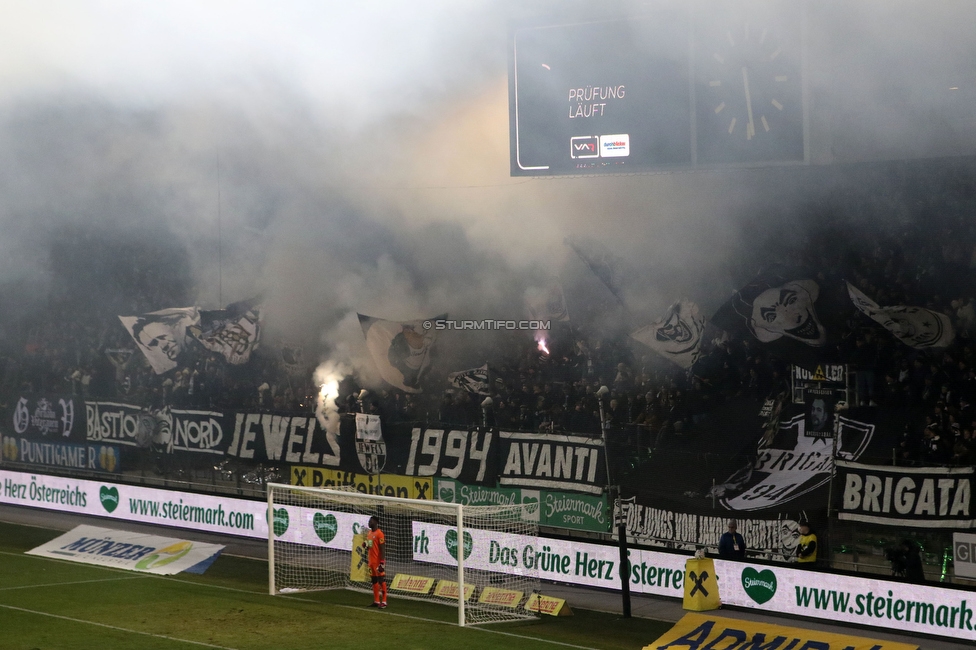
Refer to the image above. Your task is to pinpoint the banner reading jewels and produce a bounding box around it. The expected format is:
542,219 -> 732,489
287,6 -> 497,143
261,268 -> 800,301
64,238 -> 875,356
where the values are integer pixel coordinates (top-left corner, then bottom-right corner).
835,461 -> 974,528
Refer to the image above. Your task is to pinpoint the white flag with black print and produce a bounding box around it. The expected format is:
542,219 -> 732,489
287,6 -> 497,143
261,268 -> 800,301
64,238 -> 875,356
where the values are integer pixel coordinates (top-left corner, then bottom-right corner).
190,299 -> 262,365
448,364 -> 490,395
847,282 -> 954,349
524,282 -> 570,322
119,307 -> 200,374
630,299 -> 706,369
358,313 -> 445,393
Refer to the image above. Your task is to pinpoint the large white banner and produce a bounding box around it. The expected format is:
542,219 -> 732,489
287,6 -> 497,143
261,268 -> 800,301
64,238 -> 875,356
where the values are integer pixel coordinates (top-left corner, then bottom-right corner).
3,469 -> 971,641
954,532 -> 976,580
411,520 -> 976,642
412,521 -> 686,597
0,470 -> 368,550
27,525 -> 224,575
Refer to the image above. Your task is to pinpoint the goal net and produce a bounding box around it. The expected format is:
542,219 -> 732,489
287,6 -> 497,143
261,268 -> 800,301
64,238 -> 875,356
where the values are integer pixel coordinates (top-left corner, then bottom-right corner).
267,484 -> 540,626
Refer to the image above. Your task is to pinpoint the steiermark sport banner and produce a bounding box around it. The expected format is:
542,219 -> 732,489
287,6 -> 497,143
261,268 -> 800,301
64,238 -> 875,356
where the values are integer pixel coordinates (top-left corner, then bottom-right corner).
434,478 -> 610,533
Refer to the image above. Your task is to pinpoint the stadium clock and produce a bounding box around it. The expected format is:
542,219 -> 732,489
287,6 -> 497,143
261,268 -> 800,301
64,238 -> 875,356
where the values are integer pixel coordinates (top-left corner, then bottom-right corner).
695,10 -> 805,164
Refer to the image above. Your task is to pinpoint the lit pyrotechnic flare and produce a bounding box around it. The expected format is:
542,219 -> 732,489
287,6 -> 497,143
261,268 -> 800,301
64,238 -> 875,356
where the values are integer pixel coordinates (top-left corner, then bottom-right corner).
314,361 -> 348,433
535,331 -> 549,355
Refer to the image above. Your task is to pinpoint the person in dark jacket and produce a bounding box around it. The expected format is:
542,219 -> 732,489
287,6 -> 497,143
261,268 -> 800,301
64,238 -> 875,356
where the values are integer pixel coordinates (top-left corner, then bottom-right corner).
718,520 -> 747,560
901,539 -> 926,583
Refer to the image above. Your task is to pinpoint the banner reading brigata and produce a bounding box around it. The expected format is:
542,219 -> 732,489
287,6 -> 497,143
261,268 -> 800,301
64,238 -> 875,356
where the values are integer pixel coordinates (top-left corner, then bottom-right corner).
836,461 -> 973,528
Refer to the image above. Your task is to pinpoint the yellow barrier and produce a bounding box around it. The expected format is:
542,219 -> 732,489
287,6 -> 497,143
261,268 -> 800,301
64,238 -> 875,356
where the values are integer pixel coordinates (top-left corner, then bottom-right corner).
478,586 -> 523,608
349,531 -> 369,582
682,558 -> 720,611
432,579 -> 475,601
389,574 -> 435,595
525,593 -> 573,616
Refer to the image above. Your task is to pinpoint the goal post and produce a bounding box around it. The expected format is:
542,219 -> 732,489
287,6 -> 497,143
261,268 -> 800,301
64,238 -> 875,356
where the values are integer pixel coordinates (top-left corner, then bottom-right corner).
266,483 -> 540,626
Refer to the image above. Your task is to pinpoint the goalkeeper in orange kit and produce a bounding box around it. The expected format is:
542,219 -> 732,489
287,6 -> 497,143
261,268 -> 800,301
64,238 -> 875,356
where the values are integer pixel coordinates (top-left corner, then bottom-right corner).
365,516 -> 387,608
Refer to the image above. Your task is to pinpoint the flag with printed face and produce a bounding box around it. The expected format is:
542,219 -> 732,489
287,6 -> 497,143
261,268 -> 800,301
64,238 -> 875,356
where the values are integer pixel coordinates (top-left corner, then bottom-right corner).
119,307 -> 200,374
358,313 -> 445,393
630,299 -> 706,369
190,299 -> 262,365
711,268 -> 851,369
524,283 -> 570,322
847,282 -> 954,349
448,364 -> 490,395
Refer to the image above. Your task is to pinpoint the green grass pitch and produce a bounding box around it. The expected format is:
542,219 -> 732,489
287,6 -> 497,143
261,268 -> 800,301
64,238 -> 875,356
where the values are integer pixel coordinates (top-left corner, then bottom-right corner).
0,521 -> 673,649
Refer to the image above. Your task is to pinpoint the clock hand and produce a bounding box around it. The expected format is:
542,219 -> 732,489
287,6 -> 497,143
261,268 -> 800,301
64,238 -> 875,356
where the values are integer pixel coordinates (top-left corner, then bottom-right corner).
742,66 -> 755,140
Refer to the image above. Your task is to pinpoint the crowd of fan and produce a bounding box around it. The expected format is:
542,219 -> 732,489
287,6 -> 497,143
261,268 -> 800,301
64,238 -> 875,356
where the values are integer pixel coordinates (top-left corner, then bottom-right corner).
2,162 -> 976,468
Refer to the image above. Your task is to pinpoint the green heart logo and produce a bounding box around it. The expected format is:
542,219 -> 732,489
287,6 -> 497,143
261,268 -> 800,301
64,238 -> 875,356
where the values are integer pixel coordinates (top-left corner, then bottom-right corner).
313,513 -> 338,543
741,567 -> 777,604
439,486 -> 455,502
522,495 -> 539,515
99,486 -> 119,513
269,507 -> 289,537
445,529 -> 473,561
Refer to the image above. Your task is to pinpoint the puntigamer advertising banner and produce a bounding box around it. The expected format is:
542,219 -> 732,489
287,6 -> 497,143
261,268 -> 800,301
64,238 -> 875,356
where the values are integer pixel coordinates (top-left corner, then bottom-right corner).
2,434 -> 121,474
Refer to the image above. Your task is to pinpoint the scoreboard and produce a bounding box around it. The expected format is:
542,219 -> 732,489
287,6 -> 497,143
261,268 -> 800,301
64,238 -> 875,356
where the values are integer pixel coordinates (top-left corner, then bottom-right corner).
509,3 -> 806,175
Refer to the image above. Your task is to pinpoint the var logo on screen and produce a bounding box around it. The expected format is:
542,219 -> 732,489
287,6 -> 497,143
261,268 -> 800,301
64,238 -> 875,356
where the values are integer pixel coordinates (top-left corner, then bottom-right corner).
599,134 -> 630,157
570,136 -> 599,159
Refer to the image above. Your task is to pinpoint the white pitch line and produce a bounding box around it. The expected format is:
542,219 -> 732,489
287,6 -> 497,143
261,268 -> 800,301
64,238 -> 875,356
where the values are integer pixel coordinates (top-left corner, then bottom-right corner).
333,604 -> 603,650
6,548 -> 605,650
0,575 -> 147,591
152,576 -> 604,650
0,602 -> 241,650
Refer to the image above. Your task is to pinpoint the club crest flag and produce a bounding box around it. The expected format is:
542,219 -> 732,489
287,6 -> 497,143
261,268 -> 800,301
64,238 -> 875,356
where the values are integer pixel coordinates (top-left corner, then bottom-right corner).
847,282 -> 954,349
448,364 -> 490,395
358,313 -> 445,393
119,307 -> 200,374
525,283 -> 570,322
190,299 -> 262,365
631,299 -> 705,369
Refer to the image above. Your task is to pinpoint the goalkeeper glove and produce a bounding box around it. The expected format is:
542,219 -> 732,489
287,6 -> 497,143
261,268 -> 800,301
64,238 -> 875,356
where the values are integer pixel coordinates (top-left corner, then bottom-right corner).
378,562 -> 386,572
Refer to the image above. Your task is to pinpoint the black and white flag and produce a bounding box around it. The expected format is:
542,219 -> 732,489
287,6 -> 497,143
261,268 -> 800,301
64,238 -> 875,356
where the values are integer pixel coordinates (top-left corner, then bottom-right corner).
448,364 -> 490,395
358,313 -> 444,393
190,299 -> 262,365
524,282 -> 570,322
119,307 -> 200,374
355,413 -> 386,475
630,299 -> 706,369
847,282 -> 955,349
